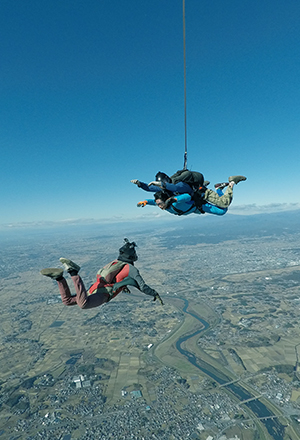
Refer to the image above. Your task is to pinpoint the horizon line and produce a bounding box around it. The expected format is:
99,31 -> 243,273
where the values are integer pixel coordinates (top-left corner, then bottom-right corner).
0,202 -> 299,231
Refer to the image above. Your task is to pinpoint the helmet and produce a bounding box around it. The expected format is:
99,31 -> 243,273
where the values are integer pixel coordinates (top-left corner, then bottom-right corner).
117,238 -> 138,264
155,172 -> 171,184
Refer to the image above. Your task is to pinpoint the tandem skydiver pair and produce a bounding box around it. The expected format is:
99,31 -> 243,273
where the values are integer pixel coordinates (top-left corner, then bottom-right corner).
131,170 -> 247,216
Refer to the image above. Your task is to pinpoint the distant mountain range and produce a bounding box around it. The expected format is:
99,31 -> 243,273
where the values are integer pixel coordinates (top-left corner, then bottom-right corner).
1,209 -> 299,245
158,209 -> 300,246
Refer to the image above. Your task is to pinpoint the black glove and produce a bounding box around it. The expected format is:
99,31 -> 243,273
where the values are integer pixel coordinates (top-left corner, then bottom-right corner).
153,293 -> 164,305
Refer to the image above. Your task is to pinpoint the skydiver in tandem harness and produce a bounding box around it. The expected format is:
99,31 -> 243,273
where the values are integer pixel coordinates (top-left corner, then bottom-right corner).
131,170 -> 246,216
40,239 -> 163,309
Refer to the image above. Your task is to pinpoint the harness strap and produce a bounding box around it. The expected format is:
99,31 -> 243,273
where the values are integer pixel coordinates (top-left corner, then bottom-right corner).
107,277 -> 139,302
171,203 -> 196,216
192,188 -> 207,214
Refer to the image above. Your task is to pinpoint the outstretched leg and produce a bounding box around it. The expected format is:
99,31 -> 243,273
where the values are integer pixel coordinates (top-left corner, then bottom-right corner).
70,275 -> 108,309
204,186 -> 233,208
40,268 -> 77,306
204,175 -> 246,208
202,203 -> 227,215
57,278 -> 77,306
59,258 -> 109,309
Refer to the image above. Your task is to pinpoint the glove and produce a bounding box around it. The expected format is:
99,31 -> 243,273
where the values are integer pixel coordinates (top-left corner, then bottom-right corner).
153,293 -> 164,305
165,197 -> 177,208
131,179 -> 141,187
137,201 -> 147,207
148,181 -> 163,188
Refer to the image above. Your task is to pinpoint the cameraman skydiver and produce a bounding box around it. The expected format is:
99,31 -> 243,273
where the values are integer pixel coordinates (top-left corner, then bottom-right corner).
40,239 -> 164,309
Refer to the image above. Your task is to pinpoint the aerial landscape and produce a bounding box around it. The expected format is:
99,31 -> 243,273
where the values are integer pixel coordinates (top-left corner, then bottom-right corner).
1,211 -> 300,439
1,1 -> 300,439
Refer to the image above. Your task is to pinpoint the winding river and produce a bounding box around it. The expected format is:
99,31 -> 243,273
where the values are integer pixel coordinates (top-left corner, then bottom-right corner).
174,298 -> 286,440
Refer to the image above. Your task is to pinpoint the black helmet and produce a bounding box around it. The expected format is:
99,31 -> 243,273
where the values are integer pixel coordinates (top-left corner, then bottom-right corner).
155,172 -> 171,184
118,238 -> 138,264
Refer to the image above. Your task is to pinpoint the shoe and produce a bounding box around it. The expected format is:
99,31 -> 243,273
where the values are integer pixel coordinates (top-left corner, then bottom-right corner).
40,268 -> 64,280
203,180 -> 210,187
228,175 -> 247,185
59,258 -> 81,273
214,182 -> 229,190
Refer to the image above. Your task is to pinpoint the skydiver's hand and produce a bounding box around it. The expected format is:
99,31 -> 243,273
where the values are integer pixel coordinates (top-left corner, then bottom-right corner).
137,200 -> 148,207
131,179 -> 141,187
165,197 -> 177,208
153,293 -> 164,305
148,181 -> 163,188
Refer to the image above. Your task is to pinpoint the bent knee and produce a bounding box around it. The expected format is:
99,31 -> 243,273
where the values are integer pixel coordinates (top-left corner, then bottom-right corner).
78,302 -> 89,309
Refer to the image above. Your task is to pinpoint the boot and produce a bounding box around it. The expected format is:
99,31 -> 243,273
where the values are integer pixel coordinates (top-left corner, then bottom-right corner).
228,175 -> 247,185
40,268 -> 64,280
59,258 -> 81,274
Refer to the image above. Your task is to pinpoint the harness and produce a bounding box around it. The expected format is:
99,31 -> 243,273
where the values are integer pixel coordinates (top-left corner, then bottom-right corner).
192,190 -> 206,213
169,169 -> 206,214
171,203 -> 196,216
88,261 -> 139,302
170,190 -> 206,215
97,260 -> 126,282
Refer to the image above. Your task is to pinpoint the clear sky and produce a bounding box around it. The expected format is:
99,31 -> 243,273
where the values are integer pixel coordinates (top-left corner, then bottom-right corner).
1,0 -> 299,225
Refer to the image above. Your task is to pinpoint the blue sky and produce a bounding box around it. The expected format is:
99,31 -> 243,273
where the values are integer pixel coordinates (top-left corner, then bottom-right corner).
1,0 -> 299,225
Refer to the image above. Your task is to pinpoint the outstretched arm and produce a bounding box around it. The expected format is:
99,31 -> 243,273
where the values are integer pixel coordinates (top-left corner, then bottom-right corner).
129,266 -> 163,304
137,199 -> 156,207
131,180 -> 159,192
147,180 -> 193,195
164,181 -> 193,195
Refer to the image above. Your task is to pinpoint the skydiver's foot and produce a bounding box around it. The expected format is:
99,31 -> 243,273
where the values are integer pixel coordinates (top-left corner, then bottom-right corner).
59,258 -> 80,275
228,175 -> 247,185
40,268 -> 64,280
203,180 -> 210,187
214,182 -> 229,190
